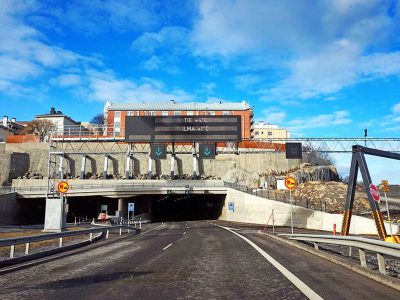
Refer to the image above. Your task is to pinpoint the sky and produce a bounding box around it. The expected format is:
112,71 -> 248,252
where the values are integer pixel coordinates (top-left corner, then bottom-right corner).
1,0 -> 400,182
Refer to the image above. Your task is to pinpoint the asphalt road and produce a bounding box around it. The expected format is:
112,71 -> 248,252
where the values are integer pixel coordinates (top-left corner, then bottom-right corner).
0,221 -> 398,299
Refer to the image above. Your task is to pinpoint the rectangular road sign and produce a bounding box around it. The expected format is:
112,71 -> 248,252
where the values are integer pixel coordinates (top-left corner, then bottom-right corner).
125,116 -> 242,142
151,144 -> 167,159
199,143 -> 216,159
228,202 -> 235,211
128,202 -> 135,212
286,142 -> 302,159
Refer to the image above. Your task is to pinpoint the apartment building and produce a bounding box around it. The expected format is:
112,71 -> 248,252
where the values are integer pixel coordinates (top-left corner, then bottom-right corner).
251,121 -> 290,140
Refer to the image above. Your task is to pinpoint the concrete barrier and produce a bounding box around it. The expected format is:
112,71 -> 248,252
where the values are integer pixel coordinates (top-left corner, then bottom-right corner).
221,188 -> 399,235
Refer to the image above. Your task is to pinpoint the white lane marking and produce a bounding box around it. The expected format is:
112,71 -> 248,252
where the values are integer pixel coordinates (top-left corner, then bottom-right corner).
163,243 -> 173,251
218,225 -> 323,300
183,232 -> 187,235
142,223 -> 164,234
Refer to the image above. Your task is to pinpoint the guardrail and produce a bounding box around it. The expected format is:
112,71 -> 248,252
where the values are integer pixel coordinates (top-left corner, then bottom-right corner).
2,180 -> 226,195
0,225 -> 134,260
279,233 -> 400,275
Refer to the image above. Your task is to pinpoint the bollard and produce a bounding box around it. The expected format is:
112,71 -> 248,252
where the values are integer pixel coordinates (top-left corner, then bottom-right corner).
74,217 -> 77,227
139,220 -> 142,230
106,230 -> 109,239
59,237 -> 63,248
119,228 -> 122,236
89,232 -> 93,242
25,242 -> 30,255
128,228 -> 130,233
333,224 -> 337,236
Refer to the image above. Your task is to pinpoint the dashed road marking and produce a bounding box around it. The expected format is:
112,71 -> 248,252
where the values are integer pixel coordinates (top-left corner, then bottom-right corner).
218,225 -> 323,300
163,243 -> 173,251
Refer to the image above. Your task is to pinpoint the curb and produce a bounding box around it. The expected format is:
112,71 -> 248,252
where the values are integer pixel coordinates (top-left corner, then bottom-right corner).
258,230 -> 400,292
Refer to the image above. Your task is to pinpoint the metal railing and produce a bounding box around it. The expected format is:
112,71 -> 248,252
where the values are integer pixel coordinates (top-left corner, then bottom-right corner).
0,225 -> 135,260
279,233 -> 400,275
4,180 -> 225,194
44,124 -> 400,153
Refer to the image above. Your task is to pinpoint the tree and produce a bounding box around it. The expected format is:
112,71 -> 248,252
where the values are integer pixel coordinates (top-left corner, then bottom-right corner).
90,113 -> 105,135
22,119 -> 55,142
90,113 -> 105,125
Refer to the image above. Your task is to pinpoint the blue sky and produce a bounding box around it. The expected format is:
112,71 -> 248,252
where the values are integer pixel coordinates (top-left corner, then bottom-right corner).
1,0 -> 400,139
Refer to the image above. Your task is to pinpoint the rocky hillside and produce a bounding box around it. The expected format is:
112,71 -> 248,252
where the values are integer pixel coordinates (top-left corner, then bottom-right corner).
294,181 -> 370,214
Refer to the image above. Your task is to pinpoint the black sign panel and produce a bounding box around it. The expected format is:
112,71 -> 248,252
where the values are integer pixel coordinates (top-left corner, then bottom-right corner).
151,144 -> 166,159
286,142 -> 302,159
199,144 -> 216,159
125,116 -> 241,142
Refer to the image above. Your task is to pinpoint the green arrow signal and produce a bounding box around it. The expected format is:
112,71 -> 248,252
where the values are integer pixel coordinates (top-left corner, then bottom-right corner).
155,146 -> 162,156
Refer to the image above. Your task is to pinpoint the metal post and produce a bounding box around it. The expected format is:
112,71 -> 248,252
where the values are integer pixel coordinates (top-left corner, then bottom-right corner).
384,191 -> 393,237
377,253 -> 386,274
80,155 -> 86,179
272,209 -> 275,234
10,245 -> 15,258
358,249 -> 367,267
289,189 -> 294,235
103,155 -> 109,178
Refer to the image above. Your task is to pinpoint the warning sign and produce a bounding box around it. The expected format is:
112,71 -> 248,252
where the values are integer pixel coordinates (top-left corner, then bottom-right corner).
369,184 -> 380,203
57,181 -> 69,194
284,177 -> 297,190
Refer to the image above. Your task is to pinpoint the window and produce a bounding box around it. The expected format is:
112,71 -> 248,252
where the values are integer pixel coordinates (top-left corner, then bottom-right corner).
254,131 -> 259,135
207,111 -> 215,116
127,111 -> 133,116
114,111 -> 121,118
268,131 -> 273,136
174,111 -> 181,116
162,111 -> 168,116
149,111 -> 156,116
223,111 -> 229,116
187,111 -> 194,116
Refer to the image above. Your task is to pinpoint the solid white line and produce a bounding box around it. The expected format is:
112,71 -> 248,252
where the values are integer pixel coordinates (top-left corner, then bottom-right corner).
142,223 -> 164,234
218,225 -> 323,300
163,243 -> 173,251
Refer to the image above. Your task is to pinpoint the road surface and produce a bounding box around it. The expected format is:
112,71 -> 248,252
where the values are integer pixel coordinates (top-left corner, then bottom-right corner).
0,221 -> 398,299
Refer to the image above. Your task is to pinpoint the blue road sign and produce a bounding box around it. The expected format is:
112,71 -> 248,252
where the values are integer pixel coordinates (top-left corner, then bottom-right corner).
151,144 -> 166,159
228,202 -> 235,211
199,143 -> 216,159
128,202 -> 135,212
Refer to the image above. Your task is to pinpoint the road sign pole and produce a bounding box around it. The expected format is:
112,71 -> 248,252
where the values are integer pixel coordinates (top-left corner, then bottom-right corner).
290,189 -> 293,235
384,192 -> 393,237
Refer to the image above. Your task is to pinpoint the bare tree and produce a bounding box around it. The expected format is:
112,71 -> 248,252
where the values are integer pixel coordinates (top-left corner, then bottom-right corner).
90,113 -> 104,125
22,119 -> 54,142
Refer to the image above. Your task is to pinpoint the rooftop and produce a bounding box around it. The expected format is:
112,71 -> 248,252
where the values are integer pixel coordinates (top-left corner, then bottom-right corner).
106,101 -> 251,111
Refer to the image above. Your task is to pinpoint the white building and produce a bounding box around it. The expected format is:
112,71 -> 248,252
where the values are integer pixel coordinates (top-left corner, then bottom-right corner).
252,121 -> 290,140
35,107 -> 80,135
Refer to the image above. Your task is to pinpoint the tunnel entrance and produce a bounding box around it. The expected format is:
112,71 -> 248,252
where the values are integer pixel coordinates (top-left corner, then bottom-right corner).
63,193 -> 226,223
151,194 -> 225,222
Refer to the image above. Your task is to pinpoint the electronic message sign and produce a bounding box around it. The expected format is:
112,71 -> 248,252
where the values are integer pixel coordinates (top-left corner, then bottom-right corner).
125,116 -> 241,142
285,142 -> 302,159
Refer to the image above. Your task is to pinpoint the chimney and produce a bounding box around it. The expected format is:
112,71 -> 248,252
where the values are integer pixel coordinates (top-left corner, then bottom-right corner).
170,99 -> 175,104
2,116 -> 8,127
11,117 -> 16,123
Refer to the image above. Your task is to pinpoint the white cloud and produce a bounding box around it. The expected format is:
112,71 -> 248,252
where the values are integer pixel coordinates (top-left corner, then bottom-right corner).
85,70 -> 194,103
392,103 -> 400,114
288,111 -> 352,134
233,74 -> 263,91
50,74 -> 82,87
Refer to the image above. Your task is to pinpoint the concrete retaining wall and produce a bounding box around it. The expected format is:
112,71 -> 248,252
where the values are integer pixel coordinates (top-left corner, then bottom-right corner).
1,142 -> 319,185
220,188 -> 399,235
